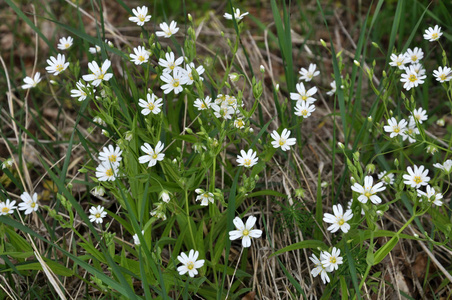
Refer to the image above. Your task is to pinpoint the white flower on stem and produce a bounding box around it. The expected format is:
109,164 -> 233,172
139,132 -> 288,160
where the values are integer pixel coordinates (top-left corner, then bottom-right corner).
400,65 -> 426,91
384,117 -> 408,138
95,162 -> 119,181
22,72 -> 42,89
433,66 -> 452,83
88,205 -> 107,224
158,52 -> 184,74
91,186 -> 105,197
224,8 -> 249,21
130,46 -> 150,65
423,25 -> 442,42
82,59 -> 113,87
138,93 -> 163,115
46,54 -> 69,75
71,80 -> 94,101
402,117 -> 420,143
290,82 -> 317,104
194,96 -> 212,110
270,129 -> 296,151
299,63 -> 320,82
211,104 -> 235,119
182,62 -> 205,85
234,118 -> 245,129
229,216 -> 262,248
389,53 -> 408,69
377,171 -> 395,186
412,108 -> 428,124
236,149 -> 258,168
0,199 -> 17,215
310,253 -> 330,284
98,145 -> 122,163
139,141 -> 165,167
160,69 -> 187,94
18,192 -> 39,215
93,116 -> 106,126
326,80 -> 336,96
133,230 -> 144,246
323,204 -> 353,233
404,47 -> 424,64
129,6 -> 151,26
156,21 -> 179,38
177,249 -> 205,277
320,247 -> 343,271
294,102 -> 316,118
160,191 -> 171,203
195,189 -> 214,206
417,185 -> 443,206
351,175 -> 386,204
57,36 -> 73,50
89,45 -> 101,54
433,160 -> 452,174
403,165 -> 430,188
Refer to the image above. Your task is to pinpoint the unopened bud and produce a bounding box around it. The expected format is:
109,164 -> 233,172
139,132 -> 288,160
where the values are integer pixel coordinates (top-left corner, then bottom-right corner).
320,39 -> 327,47
354,60 -> 360,67
260,65 -> 265,73
436,118 -> 445,126
275,83 -> 280,92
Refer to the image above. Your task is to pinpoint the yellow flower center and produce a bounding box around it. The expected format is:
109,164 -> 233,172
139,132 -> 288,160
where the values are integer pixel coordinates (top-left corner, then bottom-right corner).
330,257 -> 337,264
302,110 -> 308,116
65,43 -> 70,48
279,140 -> 285,146
56,64 -> 64,72
243,229 -> 249,236
173,80 -> 180,87
108,155 -> 117,162
411,55 -> 417,61
31,202 -> 36,208
432,33 -> 438,39
393,126 -> 400,133
169,64 -> 175,70
244,159 -> 251,166
203,193 -> 209,198
95,213 -> 101,218
414,176 -> 422,184
98,73 -> 104,80
152,154 -> 158,159
440,74 -> 446,81
397,61 -> 402,66
187,262 -> 194,270
408,74 -> 417,82
364,191 -> 372,198
338,219 -> 345,226
106,168 -> 114,176
302,95 -> 307,100
148,103 -> 155,111
138,15 -> 145,22
2,207 -> 9,213
201,103 -> 206,108
138,56 -> 145,62
236,120 -> 243,127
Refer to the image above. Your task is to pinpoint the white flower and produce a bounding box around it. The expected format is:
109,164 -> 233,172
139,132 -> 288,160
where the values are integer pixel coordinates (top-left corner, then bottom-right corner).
138,93 -> 163,115
156,21 -> 179,38
133,230 -> 144,246
270,128 -> 296,151
91,186 -> 105,197
88,205 -> 107,224
433,66 -> 452,83
403,165 -> 430,188
18,192 -> 39,215
177,249 -> 205,277
389,53 -> 409,69
412,108 -> 428,123
93,116 -> 106,126
130,46 -> 150,65
224,8 -> 249,21
236,149 -> 258,168
424,25 -> 442,42
129,6 -> 151,26
89,45 -> 101,54
417,185 -> 443,206
309,253 -> 330,284
323,204 -> 353,233
294,102 -> 316,118
70,80 -> 94,101
139,141 -> 165,167
195,189 -> 214,206
351,175 -> 386,204
82,59 -> 113,87
400,65 -> 426,91
384,117 -> 408,138
290,82 -> 317,104
410,63 -> 426,76
160,191 -> 171,203
229,216 -> 262,248
158,52 -> 184,73
211,104 -> 235,119
404,47 -> 424,64
45,54 -> 69,75
433,160 -> 452,174
182,62 -> 205,85
0,199 -> 17,215
22,72 -> 42,89
194,96 -> 212,110
326,80 -> 336,96
160,69 -> 187,94
320,247 -> 343,272
401,117 -> 420,143
57,36 -> 73,50
377,171 -> 395,186
95,162 -> 119,181
234,118 -> 245,129
299,63 -> 320,82
99,145 -> 122,163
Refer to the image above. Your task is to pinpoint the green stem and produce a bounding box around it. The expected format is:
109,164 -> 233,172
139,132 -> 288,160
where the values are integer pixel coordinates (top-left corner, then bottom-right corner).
185,189 -> 196,248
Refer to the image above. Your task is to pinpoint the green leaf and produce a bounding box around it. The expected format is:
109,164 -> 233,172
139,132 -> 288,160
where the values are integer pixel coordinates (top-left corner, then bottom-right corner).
373,235 -> 399,266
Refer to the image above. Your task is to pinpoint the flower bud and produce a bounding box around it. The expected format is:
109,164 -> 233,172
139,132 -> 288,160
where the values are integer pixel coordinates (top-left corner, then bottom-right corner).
260,65 -> 265,73
366,164 -> 376,174
436,118 -> 445,126
353,60 -> 360,67
50,80 -> 58,85
337,142 -> 345,149
320,39 -> 327,48
91,186 -> 105,197
275,83 -> 280,92
160,190 -> 171,203
125,131 -> 133,141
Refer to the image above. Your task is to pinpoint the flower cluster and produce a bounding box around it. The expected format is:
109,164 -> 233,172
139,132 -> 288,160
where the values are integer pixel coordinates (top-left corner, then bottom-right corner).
0,192 -> 39,216
310,247 -> 343,284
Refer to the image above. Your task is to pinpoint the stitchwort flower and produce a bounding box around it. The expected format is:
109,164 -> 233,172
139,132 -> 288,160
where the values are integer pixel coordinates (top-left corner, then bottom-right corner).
138,93 -> 163,115
229,216 -> 262,248
351,175 -> 386,204
57,36 -> 73,50
299,63 -> 320,82
236,149 -> 258,168
156,21 -> 179,38
323,204 -> 353,233
384,117 -> 407,138
0,199 -> 17,216
195,189 -> 214,206
139,141 -> 165,167
270,129 -> 296,151
310,253 -> 330,284
89,205 -> 107,224
417,185 -> 443,206
129,6 -> 151,26
22,72 -> 42,89
130,46 -> 150,65
424,25 -> 442,42
98,145 -> 122,163
177,249 -> 205,277
18,192 -> 39,215
320,247 -> 343,271
46,54 -> 69,75
403,165 -> 430,188
82,59 -> 113,87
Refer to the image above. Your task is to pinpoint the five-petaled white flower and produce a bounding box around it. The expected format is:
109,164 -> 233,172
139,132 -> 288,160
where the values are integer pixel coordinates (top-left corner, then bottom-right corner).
195,189 -> 214,206
400,65 -> 426,91
160,69 -> 187,94
424,25 -> 442,42
384,117 -> 407,138
310,253 -> 330,284
299,63 -> 320,82
412,108 -> 428,123
433,160 -> 452,174
99,145 -> 122,163
229,215 -> 262,248
377,171 -> 395,186
403,165 -> 430,188
156,21 -> 179,38
57,36 -> 73,50
323,204 -> 353,233
22,72 -> 42,89
404,47 -> 424,64
224,7 -> 249,21
194,96 -> 212,110
320,247 -> 343,271
290,82 -> 317,104
82,59 -> 113,87
351,175 -> 386,204
46,54 -> 69,75
70,80 -> 94,101
389,53 -> 408,70
177,249 -> 205,277
95,162 -> 119,181
0,199 -> 17,215
182,62 -> 205,85
139,141 -> 165,167
130,46 -> 150,65
158,51 -> 184,73
129,6 -> 151,26
294,101 -> 316,118
237,149 -> 258,168
89,205 -> 107,224
138,93 -> 163,115
270,128 -> 296,151
433,66 -> 452,83
417,185 -> 443,206
234,118 -> 245,129
18,192 -> 39,215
